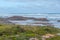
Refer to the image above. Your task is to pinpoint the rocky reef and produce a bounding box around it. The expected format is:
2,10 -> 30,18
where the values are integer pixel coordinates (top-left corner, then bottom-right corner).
7,16 -> 49,21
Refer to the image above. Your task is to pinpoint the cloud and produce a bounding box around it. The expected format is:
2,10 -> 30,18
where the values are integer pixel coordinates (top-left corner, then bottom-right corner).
0,0 -> 60,13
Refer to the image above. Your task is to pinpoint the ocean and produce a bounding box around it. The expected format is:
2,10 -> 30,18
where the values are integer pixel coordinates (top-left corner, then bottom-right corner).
3,13 -> 60,28
1,13 -> 60,18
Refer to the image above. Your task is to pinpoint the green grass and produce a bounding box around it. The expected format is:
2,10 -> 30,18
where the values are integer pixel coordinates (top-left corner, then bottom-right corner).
0,24 -> 60,40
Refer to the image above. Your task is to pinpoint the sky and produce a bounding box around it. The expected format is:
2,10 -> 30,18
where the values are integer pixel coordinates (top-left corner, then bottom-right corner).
0,0 -> 60,14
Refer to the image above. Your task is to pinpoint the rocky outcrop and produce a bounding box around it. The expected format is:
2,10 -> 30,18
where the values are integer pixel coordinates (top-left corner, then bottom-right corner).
7,16 -> 36,21
33,18 -> 49,21
7,16 -> 49,21
0,18 -> 13,24
57,20 -> 60,22
7,16 -> 28,20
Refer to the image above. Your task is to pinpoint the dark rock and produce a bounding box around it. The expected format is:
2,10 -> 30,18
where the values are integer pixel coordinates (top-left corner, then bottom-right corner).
7,16 -> 28,20
0,18 -> 14,24
7,16 -> 49,21
7,16 -> 36,21
57,20 -> 60,22
33,18 -> 49,21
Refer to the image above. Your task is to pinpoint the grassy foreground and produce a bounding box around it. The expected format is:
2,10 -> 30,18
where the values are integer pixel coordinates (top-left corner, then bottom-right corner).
0,24 -> 60,40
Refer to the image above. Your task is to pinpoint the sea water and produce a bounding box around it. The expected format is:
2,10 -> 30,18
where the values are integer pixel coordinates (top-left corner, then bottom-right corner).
6,13 -> 60,28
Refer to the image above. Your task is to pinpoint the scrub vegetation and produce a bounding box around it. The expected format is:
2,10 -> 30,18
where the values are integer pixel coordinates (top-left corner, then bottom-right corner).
0,24 -> 60,40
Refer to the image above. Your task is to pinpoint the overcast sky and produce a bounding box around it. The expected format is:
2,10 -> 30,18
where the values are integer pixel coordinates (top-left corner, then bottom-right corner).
0,0 -> 60,13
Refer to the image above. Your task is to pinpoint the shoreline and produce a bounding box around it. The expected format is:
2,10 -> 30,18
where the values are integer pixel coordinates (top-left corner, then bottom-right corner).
0,16 -> 60,28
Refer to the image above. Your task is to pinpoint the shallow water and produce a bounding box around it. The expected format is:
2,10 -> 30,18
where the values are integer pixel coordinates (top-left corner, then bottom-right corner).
9,20 -> 60,28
